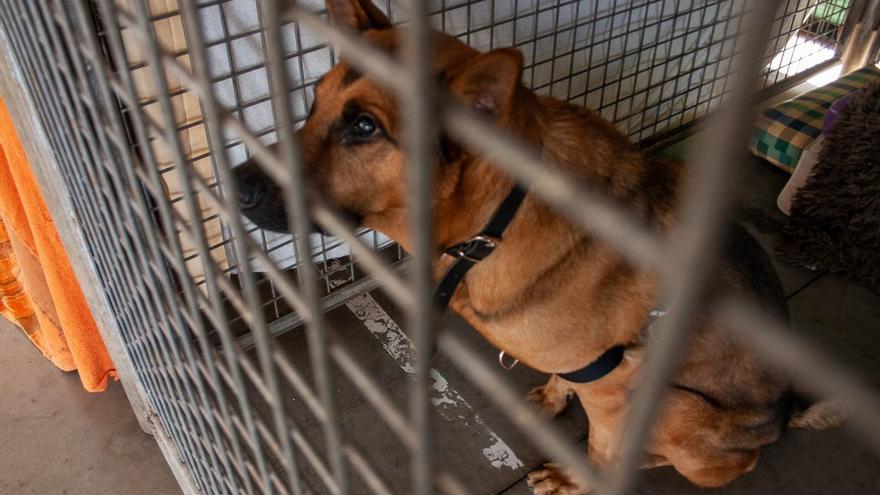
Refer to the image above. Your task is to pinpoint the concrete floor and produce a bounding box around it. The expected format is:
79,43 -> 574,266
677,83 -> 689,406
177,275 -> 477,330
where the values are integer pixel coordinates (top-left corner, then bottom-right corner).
0,317 -> 180,495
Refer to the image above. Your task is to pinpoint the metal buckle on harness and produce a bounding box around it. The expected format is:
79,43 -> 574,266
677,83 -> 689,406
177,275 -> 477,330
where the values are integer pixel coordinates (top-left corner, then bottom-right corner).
446,235 -> 498,262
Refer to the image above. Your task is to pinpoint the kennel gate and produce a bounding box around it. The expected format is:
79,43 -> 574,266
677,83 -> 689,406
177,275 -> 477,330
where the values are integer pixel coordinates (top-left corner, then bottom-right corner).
1,0 -> 878,494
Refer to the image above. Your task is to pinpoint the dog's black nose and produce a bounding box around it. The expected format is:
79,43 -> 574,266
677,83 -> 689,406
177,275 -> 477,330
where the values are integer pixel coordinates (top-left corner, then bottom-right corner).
237,182 -> 263,210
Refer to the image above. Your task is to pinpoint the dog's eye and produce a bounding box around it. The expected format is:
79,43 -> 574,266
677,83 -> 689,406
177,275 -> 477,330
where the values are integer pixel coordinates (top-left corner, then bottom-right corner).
350,115 -> 378,139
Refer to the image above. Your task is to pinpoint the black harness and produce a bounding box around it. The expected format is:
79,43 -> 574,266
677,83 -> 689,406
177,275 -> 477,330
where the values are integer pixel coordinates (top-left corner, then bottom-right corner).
433,184 -> 527,308
432,184 -> 648,384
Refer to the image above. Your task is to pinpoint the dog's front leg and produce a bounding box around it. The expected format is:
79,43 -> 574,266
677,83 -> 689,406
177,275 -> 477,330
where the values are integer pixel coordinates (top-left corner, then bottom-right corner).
526,451 -> 668,495
527,462 -> 591,495
527,374 -> 575,417
525,375 -> 591,494
525,425 -> 611,495
526,382 -> 672,495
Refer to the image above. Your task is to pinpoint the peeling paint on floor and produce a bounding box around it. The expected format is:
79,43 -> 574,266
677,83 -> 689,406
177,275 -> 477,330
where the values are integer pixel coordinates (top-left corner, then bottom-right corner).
345,293 -> 524,470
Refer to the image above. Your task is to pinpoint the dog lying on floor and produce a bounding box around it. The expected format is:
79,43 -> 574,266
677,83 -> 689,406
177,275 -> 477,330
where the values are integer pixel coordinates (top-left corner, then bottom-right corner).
232,1 -> 840,492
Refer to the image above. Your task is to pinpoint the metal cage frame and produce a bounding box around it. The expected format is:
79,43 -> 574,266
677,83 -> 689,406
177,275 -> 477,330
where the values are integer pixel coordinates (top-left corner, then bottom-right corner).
1,0 -> 879,494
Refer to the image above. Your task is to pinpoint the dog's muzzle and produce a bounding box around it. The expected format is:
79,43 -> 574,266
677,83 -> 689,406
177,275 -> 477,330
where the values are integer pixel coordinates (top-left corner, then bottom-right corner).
231,158 -> 364,236
232,161 -> 290,233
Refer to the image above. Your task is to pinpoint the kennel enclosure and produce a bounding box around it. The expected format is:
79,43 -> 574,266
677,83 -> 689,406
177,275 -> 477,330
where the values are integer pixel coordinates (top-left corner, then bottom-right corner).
1,0 -> 879,494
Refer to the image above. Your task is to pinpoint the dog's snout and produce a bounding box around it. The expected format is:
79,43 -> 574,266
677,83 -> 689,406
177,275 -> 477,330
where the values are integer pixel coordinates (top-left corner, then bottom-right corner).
237,182 -> 263,210
230,159 -> 291,233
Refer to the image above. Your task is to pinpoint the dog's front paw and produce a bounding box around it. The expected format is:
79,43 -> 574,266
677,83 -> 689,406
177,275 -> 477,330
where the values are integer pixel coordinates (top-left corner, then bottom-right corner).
527,376 -> 573,417
527,463 -> 589,495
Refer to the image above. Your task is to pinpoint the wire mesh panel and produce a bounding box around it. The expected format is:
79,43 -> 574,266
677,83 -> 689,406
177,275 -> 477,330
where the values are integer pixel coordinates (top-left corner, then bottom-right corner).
96,0 -> 863,343
112,0 -> 407,346
118,0 -> 856,347
2,0 -> 880,495
761,0 -> 853,84
47,0 -> 861,350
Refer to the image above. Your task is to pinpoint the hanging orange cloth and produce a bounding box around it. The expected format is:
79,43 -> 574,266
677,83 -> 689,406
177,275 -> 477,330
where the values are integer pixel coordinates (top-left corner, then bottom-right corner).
0,96 -> 116,392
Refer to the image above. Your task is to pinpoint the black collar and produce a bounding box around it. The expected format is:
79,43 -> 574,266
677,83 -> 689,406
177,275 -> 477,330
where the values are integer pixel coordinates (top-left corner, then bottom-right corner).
557,308 -> 666,384
558,345 -> 627,383
432,184 -> 527,309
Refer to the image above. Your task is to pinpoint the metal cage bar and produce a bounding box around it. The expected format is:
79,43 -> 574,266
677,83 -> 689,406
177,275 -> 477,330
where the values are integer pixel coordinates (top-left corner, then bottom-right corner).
400,0 -> 437,494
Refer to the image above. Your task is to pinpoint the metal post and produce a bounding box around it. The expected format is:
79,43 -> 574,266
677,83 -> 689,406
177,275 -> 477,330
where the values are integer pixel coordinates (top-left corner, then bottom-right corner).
402,0 -> 437,493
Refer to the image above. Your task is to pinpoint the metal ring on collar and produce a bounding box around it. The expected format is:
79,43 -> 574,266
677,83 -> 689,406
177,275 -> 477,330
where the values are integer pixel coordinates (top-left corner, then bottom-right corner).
498,350 -> 519,370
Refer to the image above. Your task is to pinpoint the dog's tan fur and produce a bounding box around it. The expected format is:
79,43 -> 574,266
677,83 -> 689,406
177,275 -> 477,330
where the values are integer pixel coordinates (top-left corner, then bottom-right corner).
233,2 -> 839,492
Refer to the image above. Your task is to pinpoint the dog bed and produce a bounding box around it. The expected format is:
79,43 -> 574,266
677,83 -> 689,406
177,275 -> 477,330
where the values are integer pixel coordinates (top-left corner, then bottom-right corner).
748,65 -> 880,173
777,81 -> 880,288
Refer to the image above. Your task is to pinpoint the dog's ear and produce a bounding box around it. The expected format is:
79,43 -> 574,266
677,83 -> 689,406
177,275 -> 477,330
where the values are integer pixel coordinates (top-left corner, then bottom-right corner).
448,48 -> 523,120
326,0 -> 391,32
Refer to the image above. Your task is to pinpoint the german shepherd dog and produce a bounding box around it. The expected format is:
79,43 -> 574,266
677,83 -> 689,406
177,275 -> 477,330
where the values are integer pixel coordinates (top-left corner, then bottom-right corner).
233,1 -> 839,492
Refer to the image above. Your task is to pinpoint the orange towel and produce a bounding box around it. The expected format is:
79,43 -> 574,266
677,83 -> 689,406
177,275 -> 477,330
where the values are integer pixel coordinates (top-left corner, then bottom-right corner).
0,96 -> 116,392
